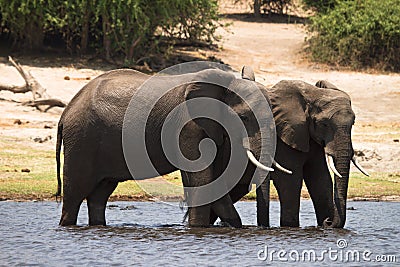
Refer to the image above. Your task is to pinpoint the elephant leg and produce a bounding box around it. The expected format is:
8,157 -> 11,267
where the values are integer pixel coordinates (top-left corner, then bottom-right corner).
273,174 -> 303,227
303,145 -> 334,226
256,176 -> 270,227
180,170 -> 211,227
181,169 -> 242,228
86,179 -> 118,226
209,183 -> 248,226
208,183 -> 249,225
59,147 -> 98,226
59,182 -> 85,226
60,167 -> 93,226
211,194 -> 242,228
273,139 -> 305,227
209,210 -> 218,225
229,184 -> 250,203
187,190 -> 243,228
188,206 -> 211,227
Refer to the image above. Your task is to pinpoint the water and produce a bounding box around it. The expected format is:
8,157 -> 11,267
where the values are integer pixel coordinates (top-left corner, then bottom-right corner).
0,200 -> 399,266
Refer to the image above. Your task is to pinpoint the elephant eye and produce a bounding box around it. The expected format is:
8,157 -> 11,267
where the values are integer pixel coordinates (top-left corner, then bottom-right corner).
318,118 -> 329,128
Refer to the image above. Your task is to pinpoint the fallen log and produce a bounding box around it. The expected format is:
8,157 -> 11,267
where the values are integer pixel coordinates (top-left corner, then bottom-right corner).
22,99 -> 67,112
0,56 -> 67,112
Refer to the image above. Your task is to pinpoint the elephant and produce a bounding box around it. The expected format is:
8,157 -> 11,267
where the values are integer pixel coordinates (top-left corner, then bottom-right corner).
55,65 -> 283,227
261,79 -> 369,228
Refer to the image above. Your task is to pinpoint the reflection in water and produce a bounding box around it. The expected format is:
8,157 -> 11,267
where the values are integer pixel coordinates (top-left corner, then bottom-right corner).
0,201 -> 398,266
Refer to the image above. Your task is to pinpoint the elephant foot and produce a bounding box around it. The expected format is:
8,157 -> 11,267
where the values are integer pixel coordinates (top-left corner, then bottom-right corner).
89,218 -> 107,226
188,206 -> 212,227
59,203 -> 81,226
280,221 -> 300,227
219,218 -> 242,228
88,205 -> 107,226
322,217 -> 333,228
59,212 -> 78,226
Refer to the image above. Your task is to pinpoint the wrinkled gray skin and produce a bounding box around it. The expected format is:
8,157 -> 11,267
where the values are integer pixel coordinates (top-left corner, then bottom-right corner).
264,80 -> 356,228
56,68 -> 271,227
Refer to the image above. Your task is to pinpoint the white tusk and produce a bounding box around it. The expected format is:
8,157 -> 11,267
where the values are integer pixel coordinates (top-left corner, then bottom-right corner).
352,156 -> 370,177
273,160 -> 293,174
246,150 -> 274,172
326,155 -> 342,178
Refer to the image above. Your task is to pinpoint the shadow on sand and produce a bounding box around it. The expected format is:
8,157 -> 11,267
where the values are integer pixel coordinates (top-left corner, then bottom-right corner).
0,43 -> 226,73
222,12 -> 308,24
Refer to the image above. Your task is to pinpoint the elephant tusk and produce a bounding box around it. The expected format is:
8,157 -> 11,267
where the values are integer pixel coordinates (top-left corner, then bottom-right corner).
273,160 -> 293,174
352,156 -> 370,177
246,150 -> 274,172
326,155 -> 342,178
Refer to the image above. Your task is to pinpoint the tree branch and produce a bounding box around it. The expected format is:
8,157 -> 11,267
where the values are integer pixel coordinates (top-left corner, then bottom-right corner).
8,56 -> 48,99
0,56 -> 67,112
22,99 -> 66,112
0,84 -> 31,94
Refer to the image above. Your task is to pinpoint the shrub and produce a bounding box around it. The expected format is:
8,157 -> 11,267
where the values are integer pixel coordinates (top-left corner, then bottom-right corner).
306,0 -> 400,71
0,0 -> 220,63
302,0 -> 336,13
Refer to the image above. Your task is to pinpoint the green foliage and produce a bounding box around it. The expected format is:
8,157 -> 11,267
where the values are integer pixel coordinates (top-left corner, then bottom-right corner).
306,0 -> 400,71
0,0 -> 46,49
0,0 -> 220,63
302,0 -> 336,13
161,0 -> 220,42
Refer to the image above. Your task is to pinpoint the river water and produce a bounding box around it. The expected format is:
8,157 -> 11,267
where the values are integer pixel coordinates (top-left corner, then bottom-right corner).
0,200 -> 398,266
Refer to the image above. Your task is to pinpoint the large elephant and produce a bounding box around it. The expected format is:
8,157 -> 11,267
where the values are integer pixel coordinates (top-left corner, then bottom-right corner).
55,66 -> 279,227
264,79 -> 369,228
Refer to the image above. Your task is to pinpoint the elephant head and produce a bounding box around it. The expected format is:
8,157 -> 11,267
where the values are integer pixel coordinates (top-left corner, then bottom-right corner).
171,66 -> 280,225
270,80 -> 368,228
183,67 -> 274,172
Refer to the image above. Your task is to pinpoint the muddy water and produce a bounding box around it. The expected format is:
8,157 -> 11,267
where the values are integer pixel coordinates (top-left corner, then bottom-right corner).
0,201 -> 398,266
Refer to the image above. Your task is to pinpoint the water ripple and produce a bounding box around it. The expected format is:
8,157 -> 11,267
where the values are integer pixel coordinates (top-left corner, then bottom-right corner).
0,201 -> 398,266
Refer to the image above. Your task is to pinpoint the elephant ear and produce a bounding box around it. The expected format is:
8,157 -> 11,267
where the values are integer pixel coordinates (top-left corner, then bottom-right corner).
184,82 -> 224,146
241,66 -> 255,81
270,81 -> 310,152
316,80 -> 339,90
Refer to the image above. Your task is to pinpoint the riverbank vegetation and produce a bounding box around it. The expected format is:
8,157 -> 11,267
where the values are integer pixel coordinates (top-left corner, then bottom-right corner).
0,0 -> 220,67
305,0 -> 400,71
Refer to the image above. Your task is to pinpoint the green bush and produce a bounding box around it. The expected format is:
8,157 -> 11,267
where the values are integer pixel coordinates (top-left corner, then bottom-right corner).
306,0 -> 400,71
302,0 -> 336,13
0,0 -> 220,64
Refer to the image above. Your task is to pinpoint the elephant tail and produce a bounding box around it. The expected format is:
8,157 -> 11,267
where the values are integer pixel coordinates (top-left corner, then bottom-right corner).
55,122 -> 63,200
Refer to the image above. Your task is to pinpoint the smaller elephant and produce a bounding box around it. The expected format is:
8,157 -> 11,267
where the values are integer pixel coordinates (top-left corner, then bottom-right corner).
261,79 -> 369,228
55,65 -> 281,227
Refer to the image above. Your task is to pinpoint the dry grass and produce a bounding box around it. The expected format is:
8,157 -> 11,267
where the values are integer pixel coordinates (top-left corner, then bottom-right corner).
0,135 -> 399,201
352,122 -> 400,143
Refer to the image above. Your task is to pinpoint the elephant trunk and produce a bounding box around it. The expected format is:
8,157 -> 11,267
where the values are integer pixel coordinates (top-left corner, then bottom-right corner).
327,132 -> 353,228
331,155 -> 351,228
